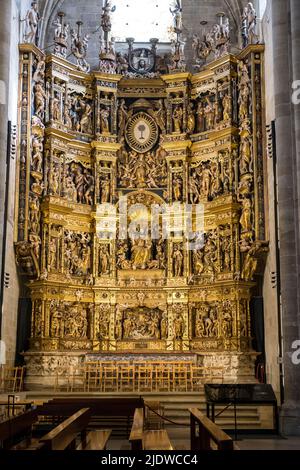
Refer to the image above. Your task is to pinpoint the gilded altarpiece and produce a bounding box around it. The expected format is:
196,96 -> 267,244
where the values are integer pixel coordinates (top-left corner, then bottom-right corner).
15,43 -> 268,388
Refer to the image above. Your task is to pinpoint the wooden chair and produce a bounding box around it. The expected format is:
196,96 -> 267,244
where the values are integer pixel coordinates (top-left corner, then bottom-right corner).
173,364 -> 189,392
118,364 -> 134,392
137,366 -> 153,392
191,366 -> 204,391
85,365 -> 102,392
1,367 -> 19,393
154,364 -> 171,392
102,366 -> 118,392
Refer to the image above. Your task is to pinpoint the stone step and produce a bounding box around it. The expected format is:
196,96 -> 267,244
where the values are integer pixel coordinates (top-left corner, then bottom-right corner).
162,409 -> 261,420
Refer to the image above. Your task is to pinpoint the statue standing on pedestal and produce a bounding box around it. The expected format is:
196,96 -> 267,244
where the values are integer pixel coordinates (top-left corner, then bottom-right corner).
99,1 -> 117,72
53,12 -> 69,59
242,2 -> 259,48
71,21 -> 90,73
23,1 -> 41,46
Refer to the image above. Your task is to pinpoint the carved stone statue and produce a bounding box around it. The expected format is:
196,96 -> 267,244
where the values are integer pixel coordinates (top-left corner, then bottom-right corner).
204,97 -> 214,130
173,174 -> 183,202
221,232 -> 232,271
238,63 -> 251,121
241,242 -> 261,281
196,101 -> 205,133
50,311 -> 61,338
64,93 -> 73,128
34,83 -> 46,119
29,195 -> 40,235
31,134 -> 43,173
53,12 -> 69,59
80,102 -> 93,134
240,198 -> 252,233
33,57 -> 45,84
239,132 -> 252,175
48,237 -> 58,271
193,250 -> 204,275
149,99 -> 166,134
187,103 -> 195,134
23,1 -> 41,45
222,93 -> 231,122
203,234 -> 218,273
192,14 -> 230,69
99,245 -> 110,275
222,301 -> 233,338
131,239 -> 151,269
174,313 -> 184,340
100,175 -> 111,203
242,2 -> 259,48
100,107 -> 110,133
52,93 -> 61,121
172,106 -> 183,133
189,172 -> 201,204
201,164 -> 212,199
173,244 -> 184,277
118,99 -> 130,139
84,169 -> 94,205
49,163 -> 60,195
71,21 -> 90,73
170,0 -> 183,34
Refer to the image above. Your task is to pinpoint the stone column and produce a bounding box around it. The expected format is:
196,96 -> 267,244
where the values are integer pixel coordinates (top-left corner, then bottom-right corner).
0,0 -> 12,338
272,0 -> 300,435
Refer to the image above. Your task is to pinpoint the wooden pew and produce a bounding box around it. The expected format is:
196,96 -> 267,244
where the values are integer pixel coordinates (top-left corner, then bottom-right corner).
76,430 -> 112,450
40,408 -> 91,450
129,408 -> 144,450
189,408 -> 234,451
38,397 -> 143,438
143,430 -> 174,451
0,409 -> 40,450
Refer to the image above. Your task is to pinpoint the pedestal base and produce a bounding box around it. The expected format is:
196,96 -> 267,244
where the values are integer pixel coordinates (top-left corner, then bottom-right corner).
23,350 -> 258,391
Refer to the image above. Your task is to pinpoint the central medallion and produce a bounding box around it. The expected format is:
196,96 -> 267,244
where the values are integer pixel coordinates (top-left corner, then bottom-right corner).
125,112 -> 159,153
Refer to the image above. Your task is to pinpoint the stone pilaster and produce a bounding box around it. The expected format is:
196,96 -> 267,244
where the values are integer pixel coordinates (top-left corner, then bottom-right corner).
0,0 -> 12,339
272,0 -> 300,435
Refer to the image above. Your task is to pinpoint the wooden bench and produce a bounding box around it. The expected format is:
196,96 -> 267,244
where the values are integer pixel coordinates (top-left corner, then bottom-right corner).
143,430 -> 174,451
38,398 -> 144,438
189,408 -> 234,451
76,429 -> 112,450
0,409 -> 40,450
40,408 -> 91,450
129,408 -> 144,450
